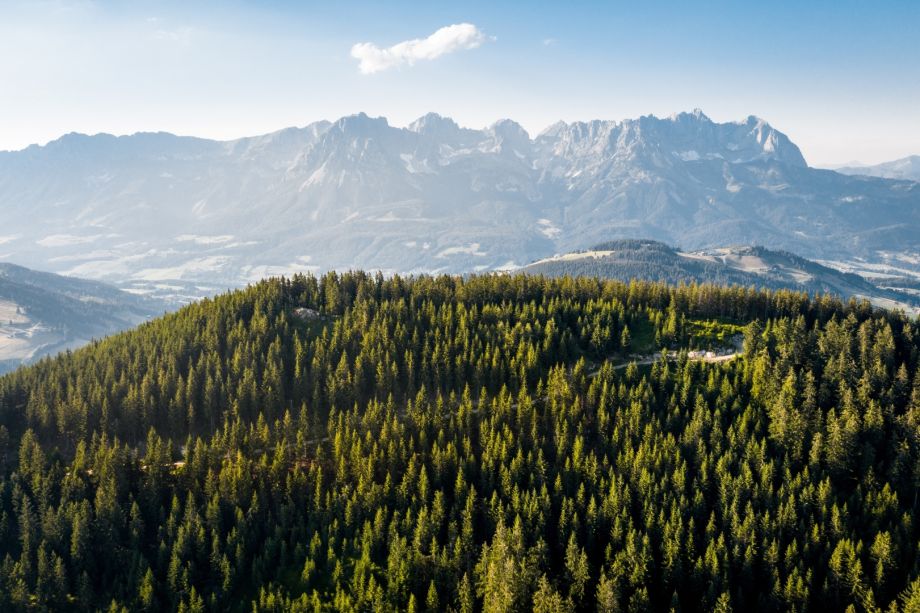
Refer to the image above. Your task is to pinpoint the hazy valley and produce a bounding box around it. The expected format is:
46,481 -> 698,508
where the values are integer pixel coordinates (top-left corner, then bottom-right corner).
0,263 -> 164,373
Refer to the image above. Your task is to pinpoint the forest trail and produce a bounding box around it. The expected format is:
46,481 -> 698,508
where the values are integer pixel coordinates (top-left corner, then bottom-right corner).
611,349 -> 740,370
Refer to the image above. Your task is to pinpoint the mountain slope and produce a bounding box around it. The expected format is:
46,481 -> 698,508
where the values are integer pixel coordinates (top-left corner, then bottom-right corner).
837,155 -> 920,181
0,273 -> 918,610
522,239 -> 920,313
1,111 -> 919,299
0,263 -> 165,372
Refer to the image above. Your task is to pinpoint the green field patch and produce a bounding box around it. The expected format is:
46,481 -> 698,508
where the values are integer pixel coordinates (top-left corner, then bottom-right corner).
686,318 -> 744,349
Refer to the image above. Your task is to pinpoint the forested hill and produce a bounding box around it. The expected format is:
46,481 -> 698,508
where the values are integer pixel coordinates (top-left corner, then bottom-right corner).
1,272 -> 920,611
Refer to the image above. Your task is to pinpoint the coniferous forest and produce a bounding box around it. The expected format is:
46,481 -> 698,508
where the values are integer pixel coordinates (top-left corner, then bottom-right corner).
0,272 -> 919,612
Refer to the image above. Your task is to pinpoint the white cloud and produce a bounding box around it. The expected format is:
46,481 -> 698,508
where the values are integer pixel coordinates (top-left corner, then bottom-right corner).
36,234 -> 103,247
351,23 -> 489,74
542,38 -> 557,46
152,25 -> 194,44
175,234 -> 235,245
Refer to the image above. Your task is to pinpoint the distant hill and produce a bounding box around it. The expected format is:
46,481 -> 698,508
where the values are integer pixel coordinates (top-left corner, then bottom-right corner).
837,155 -> 920,181
521,239 -> 920,312
0,263 -> 165,372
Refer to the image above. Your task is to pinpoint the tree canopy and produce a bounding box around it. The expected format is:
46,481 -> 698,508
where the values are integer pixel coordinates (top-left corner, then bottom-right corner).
0,271 -> 918,611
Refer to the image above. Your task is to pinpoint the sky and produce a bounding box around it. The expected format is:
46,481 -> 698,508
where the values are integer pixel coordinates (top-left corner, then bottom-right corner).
1,0 -> 918,166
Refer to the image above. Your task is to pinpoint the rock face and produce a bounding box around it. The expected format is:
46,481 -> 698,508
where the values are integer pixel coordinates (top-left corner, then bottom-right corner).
1,110 -> 918,300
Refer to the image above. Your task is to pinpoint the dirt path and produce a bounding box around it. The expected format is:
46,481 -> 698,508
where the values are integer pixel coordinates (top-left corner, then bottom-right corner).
610,351 -> 739,370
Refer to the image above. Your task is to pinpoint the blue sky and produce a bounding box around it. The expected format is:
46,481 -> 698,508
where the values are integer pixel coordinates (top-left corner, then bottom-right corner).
1,0 -> 918,165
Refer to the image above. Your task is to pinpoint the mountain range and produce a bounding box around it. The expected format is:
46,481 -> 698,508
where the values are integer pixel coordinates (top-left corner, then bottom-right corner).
837,155 -> 920,181
0,263 -> 163,373
1,110 -> 919,301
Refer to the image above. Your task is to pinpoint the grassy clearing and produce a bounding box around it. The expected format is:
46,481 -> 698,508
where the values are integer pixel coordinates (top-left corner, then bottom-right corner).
687,318 -> 744,349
